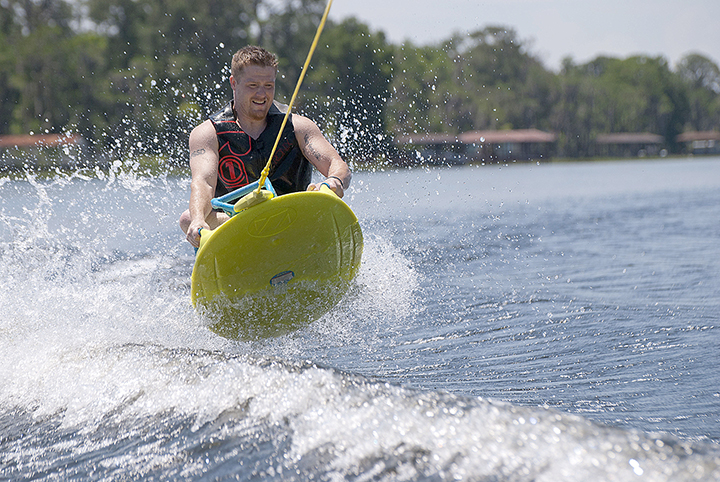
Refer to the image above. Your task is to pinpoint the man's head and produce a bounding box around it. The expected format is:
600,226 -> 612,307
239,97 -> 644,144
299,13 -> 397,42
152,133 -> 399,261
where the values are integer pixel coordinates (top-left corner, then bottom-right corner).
230,46 -> 278,123
231,46 -> 278,80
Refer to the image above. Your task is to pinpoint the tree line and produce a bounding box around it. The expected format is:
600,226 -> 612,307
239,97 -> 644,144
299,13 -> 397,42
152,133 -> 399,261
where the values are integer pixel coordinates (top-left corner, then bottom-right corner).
1,0 -> 719,164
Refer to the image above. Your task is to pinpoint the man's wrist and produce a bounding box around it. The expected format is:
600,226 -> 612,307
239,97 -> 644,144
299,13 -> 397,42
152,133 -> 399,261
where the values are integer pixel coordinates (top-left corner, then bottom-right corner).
326,175 -> 344,188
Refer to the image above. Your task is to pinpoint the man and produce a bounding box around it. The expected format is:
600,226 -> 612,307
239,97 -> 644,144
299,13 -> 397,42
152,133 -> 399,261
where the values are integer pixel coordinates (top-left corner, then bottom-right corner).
179,45 -> 351,248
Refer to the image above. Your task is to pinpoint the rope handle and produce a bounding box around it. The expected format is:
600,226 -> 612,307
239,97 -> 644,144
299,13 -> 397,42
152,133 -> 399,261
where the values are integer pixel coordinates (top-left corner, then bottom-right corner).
255,0 -> 334,193
211,178 -> 277,215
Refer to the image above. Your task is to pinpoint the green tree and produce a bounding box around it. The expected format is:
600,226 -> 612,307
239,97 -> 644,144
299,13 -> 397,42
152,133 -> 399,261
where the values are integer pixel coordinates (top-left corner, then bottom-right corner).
84,0 -> 258,143
2,0 -> 111,142
297,18 -> 393,162
677,53 -> 720,92
386,42 -> 457,135
676,53 -> 720,131
553,55 -> 689,154
451,26 -> 557,131
252,0 -> 326,97
6,0 -> 718,163
550,57 -> 601,157
0,2 -> 20,134
82,0 -> 334,159
387,26 -> 557,137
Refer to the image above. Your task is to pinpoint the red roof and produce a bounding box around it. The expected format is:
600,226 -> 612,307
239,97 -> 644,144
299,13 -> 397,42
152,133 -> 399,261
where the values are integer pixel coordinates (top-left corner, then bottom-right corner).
459,129 -> 557,144
396,129 -> 558,145
0,133 -> 84,149
676,131 -> 720,142
595,133 -> 663,144
395,133 -> 460,145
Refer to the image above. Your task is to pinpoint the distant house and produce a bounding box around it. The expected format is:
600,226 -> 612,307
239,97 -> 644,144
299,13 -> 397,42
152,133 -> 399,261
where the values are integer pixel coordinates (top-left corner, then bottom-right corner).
0,133 -> 87,168
459,129 -> 557,163
676,131 -> 720,155
394,128 -> 557,165
394,133 -> 465,165
594,133 -> 664,158
0,133 -> 84,149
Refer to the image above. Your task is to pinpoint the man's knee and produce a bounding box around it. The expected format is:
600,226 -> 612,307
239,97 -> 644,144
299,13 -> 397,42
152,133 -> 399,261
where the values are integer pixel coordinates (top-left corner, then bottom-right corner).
179,210 -> 191,233
209,211 -> 230,229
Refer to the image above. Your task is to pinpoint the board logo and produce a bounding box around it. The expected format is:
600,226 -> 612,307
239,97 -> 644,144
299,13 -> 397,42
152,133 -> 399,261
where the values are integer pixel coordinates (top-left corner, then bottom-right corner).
248,207 -> 297,237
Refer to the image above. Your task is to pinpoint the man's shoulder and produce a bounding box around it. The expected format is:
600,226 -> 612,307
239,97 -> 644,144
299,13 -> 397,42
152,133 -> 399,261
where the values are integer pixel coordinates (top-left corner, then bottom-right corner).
189,120 -> 218,147
289,113 -> 318,135
209,102 -> 235,123
191,119 -> 215,134
269,100 -> 289,115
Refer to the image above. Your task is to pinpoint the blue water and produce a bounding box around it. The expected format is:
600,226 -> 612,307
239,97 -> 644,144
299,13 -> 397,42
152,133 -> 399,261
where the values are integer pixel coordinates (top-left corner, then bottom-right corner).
1,157 -> 719,480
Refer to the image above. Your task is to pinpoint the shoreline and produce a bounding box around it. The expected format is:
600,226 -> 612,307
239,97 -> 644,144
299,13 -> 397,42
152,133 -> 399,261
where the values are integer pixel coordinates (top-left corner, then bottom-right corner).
1,152 -> 718,180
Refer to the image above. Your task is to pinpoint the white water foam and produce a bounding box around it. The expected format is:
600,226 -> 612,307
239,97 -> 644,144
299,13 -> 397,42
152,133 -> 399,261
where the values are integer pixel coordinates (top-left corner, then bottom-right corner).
2,170 -> 719,481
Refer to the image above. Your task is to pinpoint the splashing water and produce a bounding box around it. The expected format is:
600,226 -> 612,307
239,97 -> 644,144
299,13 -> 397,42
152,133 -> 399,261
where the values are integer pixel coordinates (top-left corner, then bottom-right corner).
2,158 -> 720,480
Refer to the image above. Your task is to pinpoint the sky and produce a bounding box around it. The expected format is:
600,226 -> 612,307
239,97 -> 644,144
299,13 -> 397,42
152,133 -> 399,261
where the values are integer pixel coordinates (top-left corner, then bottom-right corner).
328,0 -> 720,71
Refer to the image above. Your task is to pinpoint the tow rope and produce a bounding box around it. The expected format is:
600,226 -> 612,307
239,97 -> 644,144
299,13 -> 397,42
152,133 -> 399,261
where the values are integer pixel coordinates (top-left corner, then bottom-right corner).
254,0 -> 334,195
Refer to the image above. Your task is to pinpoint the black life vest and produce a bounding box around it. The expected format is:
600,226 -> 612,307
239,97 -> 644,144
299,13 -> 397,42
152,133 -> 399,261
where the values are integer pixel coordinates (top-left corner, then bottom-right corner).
208,101 -> 312,197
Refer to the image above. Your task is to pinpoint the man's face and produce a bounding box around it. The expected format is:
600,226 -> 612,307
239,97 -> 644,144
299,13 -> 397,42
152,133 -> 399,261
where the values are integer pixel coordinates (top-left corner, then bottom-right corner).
231,64 -> 276,122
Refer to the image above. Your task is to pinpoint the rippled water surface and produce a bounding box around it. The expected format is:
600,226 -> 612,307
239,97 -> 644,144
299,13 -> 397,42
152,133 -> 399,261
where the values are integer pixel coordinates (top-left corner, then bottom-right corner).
2,157 -> 719,481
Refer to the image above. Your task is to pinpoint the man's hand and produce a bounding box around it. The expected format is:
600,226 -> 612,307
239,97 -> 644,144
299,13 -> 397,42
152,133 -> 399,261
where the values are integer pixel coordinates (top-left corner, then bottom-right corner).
186,219 -> 210,248
307,176 -> 345,197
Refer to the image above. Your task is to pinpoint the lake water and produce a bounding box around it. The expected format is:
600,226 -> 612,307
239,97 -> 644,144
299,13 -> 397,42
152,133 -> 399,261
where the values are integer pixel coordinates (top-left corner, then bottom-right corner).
1,157 -> 719,480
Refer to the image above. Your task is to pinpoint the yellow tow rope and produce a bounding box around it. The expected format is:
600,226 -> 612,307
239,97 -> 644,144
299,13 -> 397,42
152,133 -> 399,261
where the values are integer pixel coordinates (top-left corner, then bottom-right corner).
254,0 -> 334,194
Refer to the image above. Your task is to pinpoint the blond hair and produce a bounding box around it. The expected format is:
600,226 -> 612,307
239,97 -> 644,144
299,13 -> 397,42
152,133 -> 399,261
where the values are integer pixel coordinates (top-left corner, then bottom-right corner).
231,46 -> 278,79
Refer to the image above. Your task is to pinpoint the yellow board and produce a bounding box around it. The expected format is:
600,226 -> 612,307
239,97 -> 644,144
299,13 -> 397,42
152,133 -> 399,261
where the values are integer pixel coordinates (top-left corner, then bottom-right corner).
191,186 -> 363,339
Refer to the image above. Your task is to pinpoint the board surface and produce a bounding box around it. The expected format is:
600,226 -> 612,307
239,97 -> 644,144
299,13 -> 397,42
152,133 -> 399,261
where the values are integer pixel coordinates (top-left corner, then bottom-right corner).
191,188 -> 363,339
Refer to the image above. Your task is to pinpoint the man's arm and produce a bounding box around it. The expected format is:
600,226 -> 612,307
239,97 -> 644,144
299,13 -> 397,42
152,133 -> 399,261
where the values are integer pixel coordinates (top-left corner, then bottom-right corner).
185,120 -> 220,247
294,114 -> 351,197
